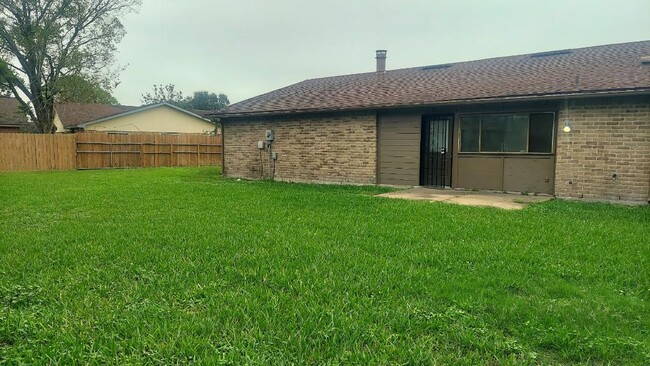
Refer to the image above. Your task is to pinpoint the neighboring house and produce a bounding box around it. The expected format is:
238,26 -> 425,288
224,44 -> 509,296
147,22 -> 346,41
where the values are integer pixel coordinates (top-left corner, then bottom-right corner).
210,40 -> 650,203
55,102 -> 217,134
0,97 -> 28,133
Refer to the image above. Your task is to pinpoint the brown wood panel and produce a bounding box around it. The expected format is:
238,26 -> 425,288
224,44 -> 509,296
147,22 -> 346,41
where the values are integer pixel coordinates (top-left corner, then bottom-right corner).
382,148 -> 419,156
379,155 -> 420,163
380,140 -> 422,148
380,125 -> 421,132
456,155 -> 555,194
456,156 -> 503,191
378,113 -> 422,186
377,152 -> 420,162
379,172 -> 420,185
380,132 -> 421,139
503,157 -> 555,194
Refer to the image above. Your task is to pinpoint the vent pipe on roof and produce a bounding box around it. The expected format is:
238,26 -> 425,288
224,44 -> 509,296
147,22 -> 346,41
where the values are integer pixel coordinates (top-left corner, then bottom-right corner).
376,50 -> 387,72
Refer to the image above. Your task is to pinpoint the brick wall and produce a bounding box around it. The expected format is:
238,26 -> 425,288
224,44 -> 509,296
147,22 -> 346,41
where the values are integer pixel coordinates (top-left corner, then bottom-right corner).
555,96 -> 650,202
223,112 -> 377,184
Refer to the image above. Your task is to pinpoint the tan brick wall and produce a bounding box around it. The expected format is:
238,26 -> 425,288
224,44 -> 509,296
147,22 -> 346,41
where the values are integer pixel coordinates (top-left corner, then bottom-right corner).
555,96 -> 650,202
223,112 -> 377,184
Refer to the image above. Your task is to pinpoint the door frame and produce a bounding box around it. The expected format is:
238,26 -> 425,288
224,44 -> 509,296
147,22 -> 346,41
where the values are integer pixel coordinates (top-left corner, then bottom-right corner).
420,114 -> 455,187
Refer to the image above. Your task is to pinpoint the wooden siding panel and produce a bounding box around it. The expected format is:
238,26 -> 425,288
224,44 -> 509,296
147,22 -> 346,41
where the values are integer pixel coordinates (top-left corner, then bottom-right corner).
379,155 -> 420,164
456,156 -> 503,191
456,155 -> 555,194
503,157 -> 555,194
380,140 -> 422,148
379,172 -> 420,185
378,113 -> 421,186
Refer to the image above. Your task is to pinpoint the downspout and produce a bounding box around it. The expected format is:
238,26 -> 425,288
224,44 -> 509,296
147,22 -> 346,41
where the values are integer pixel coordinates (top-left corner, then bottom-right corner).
216,118 -> 225,176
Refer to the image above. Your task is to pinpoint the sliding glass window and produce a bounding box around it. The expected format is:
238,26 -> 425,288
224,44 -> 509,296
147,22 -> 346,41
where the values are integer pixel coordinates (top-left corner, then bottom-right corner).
459,113 -> 554,153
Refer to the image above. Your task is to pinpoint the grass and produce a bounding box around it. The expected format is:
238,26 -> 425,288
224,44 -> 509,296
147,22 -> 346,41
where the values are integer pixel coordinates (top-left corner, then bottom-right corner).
0,167 -> 648,365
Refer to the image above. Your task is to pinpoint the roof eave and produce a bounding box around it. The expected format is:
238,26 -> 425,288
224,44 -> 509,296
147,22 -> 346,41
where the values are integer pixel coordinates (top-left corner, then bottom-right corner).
211,88 -> 650,119
76,103 -> 213,128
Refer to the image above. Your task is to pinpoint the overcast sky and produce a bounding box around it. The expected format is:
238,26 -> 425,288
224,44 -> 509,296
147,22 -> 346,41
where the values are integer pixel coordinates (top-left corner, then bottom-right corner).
112,0 -> 650,106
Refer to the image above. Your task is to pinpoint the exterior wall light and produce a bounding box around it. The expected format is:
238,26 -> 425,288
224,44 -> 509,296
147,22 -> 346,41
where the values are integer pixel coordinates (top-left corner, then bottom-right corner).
563,120 -> 573,133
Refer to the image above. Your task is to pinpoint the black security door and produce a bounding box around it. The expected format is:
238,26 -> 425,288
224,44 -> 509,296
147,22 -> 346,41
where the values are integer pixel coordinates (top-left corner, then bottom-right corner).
420,115 -> 454,187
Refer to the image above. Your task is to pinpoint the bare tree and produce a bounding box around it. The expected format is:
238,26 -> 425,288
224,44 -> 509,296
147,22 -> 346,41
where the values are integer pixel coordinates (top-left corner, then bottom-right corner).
0,0 -> 140,133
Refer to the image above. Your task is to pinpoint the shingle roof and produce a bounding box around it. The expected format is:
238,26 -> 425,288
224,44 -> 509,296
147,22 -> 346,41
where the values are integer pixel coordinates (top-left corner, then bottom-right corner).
57,103 -> 214,128
56,103 -> 138,128
0,97 -> 27,126
211,40 -> 650,118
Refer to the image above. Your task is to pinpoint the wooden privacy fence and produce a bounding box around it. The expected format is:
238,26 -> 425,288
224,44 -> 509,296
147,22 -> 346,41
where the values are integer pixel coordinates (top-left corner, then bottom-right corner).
0,133 -> 76,171
75,133 -> 222,169
0,133 -> 222,172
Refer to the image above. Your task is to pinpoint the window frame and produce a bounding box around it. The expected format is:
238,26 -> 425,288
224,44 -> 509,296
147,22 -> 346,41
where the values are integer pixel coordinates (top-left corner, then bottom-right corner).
458,111 -> 556,155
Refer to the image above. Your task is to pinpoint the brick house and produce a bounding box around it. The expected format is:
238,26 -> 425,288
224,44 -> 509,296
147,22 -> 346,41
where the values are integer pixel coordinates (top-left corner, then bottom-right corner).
210,41 -> 650,203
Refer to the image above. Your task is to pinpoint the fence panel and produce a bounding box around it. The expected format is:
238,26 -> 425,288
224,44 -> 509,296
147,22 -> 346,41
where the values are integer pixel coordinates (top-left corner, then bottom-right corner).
75,133 -> 222,170
0,132 -> 222,172
0,133 -> 76,171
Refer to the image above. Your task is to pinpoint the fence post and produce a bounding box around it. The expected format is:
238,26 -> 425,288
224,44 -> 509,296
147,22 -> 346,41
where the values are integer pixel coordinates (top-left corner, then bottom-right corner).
153,135 -> 158,167
73,134 -> 78,170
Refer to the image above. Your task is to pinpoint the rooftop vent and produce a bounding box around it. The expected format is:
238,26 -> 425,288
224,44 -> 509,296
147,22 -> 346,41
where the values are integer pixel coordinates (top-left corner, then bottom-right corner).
641,56 -> 650,64
530,50 -> 572,58
421,64 -> 452,71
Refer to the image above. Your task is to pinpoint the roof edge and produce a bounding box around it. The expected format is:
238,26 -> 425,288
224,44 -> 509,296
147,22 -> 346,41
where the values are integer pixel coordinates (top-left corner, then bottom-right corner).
75,102 -> 213,128
211,88 -> 650,119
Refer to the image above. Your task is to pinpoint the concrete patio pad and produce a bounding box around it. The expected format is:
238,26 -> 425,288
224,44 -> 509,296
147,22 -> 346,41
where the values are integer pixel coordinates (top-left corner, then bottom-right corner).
377,188 -> 553,210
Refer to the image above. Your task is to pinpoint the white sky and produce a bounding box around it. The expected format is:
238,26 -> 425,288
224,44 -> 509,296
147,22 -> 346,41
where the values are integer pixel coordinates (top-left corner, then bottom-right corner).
112,0 -> 650,106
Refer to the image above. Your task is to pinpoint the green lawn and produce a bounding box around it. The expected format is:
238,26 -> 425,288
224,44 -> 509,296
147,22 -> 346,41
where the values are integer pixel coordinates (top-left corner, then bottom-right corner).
1,167 -> 648,365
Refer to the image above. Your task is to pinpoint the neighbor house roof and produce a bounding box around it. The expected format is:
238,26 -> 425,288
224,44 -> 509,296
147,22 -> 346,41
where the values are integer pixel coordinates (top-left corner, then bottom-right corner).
56,103 -> 137,128
57,102 -> 212,128
211,40 -> 650,118
0,97 -> 27,127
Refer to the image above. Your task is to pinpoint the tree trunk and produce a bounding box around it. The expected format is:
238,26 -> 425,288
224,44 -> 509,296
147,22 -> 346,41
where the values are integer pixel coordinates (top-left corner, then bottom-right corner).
32,93 -> 56,134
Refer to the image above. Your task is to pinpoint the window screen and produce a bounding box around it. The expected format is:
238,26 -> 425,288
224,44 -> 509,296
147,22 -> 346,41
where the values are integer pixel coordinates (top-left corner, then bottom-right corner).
460,116 -> 480,152
480,115 -> 507,152
528,113 -> 554,153
460,112 -> 554,153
